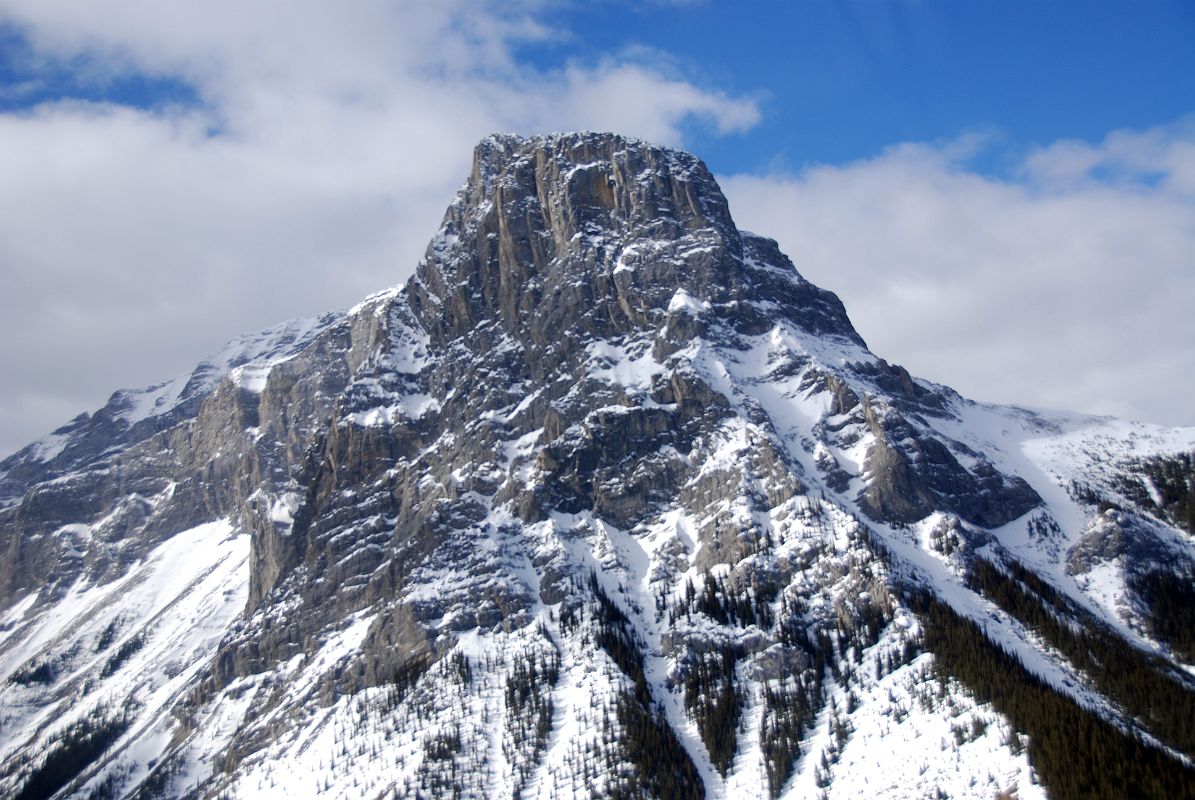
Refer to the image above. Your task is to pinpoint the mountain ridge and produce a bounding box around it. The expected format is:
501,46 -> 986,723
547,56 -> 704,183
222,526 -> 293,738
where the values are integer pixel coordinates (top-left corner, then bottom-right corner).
1,131 -> 1193,800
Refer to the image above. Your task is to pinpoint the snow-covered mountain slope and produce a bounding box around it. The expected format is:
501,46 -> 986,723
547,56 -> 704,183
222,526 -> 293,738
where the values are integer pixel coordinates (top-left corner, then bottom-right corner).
0,313 -> 341,509
0,520 -> 248,799
1,132 -> 1193,800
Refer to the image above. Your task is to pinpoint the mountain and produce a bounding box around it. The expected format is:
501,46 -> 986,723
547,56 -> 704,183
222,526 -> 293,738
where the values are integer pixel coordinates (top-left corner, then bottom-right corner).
1,131 -> 1194,800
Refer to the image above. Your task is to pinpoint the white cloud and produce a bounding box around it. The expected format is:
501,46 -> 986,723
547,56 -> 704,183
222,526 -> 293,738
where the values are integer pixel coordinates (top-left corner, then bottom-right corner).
0,0 -> 1190,459
550,61 -> 760,139
0,0 -> 762,456
721,118 -> 1195,426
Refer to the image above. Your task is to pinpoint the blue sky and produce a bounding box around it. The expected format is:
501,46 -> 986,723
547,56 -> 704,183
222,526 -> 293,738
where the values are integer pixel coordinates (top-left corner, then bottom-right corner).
0,0 -> 1192,456
0,25 -> 200,112
5,2 -> 1192,174
546,0 -> 1195,176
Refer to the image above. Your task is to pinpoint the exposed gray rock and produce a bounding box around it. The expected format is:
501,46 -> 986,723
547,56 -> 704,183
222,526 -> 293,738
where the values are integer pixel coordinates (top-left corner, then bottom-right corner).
1066,509 -> 1175,575
857,396 -> 1040,527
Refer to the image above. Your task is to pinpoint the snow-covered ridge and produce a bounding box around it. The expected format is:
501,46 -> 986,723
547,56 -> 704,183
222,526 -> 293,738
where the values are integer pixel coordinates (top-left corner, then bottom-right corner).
0,311 -> 342,507
102,311 -> 340,425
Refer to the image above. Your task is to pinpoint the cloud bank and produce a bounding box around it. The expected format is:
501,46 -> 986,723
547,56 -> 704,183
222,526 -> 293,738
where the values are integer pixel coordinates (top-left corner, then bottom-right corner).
0,1 -> 1191,457
0,1 -> 759,456
722,119 -> 1195,425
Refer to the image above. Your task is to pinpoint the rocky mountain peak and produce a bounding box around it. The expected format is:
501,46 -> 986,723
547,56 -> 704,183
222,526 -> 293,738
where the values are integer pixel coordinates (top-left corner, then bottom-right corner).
3,133 -> 1194,800
467,131 -> 738,244
408,131 -> 862,358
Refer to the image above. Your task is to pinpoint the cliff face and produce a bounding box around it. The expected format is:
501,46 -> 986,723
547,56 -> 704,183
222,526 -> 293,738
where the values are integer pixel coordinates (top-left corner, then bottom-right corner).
1,133 -> 1193,800
408,134 -> 859,350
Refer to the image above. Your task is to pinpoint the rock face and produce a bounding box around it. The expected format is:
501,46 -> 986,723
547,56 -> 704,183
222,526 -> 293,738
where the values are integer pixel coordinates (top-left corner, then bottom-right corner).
1,132 -> 1194,800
